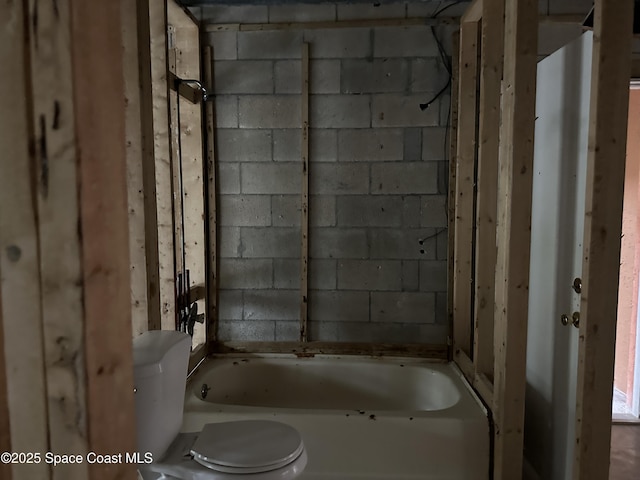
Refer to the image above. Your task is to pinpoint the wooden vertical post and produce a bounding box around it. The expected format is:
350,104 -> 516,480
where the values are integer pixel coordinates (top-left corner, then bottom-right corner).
138,0 -> 176,330
0,4 -> 50,478
573,1 -> 633,479
473,0 -> 504,379
122,0 -> 150,337
71,1 -> 138,477
300,42 -> 310,342
453,21 -> 479,358
204,46 -> 219,349
447,30 -> 460,353
492,0 -> 538,478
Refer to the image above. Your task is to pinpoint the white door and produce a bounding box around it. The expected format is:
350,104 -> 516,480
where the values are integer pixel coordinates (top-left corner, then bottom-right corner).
524,32 -> 592,480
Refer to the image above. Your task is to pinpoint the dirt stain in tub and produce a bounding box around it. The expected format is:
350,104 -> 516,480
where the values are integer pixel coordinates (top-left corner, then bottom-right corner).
369,414 -> 376,421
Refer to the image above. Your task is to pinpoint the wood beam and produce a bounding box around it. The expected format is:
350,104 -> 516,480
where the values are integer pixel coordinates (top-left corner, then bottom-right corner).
300,43 -> 310,342
453,21 -> 479,358
573,1 -> 634,479
138,0 -> 176,330
447,30 -> 461,358
122,0 -> 150,337
473,0 -> 504,379
71,1 -> 138,476
492,0 -> 538,478
462,0 -> 483,23
203,45 -> 219,350
0,3 -> 50,477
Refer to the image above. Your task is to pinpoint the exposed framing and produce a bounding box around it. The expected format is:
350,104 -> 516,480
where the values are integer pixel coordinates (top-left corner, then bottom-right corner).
300,43 -> 310,342
573,1 -> 634,479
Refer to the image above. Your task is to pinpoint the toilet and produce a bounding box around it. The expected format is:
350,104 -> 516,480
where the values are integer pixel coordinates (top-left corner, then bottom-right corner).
132,330 -> 307,480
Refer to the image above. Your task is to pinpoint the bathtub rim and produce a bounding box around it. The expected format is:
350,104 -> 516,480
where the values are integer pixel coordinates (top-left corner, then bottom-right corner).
184,354 -> 488,421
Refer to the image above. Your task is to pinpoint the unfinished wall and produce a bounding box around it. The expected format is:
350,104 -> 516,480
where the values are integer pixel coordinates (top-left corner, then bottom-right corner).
203,3 -> 453,344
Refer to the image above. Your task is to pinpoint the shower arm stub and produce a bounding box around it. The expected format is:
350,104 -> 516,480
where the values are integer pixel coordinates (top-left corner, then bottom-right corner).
170,73 -> 214,104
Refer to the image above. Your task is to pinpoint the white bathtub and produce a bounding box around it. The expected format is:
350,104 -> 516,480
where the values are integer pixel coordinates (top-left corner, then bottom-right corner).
183,355 -> 489,480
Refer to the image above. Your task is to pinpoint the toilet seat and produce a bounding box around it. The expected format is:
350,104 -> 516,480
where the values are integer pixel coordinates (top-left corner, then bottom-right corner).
190,420 -> 305,474
137,421 -> 307,480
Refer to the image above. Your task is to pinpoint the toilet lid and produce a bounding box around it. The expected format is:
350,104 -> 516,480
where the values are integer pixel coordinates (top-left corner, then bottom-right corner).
190,420 -> 304,474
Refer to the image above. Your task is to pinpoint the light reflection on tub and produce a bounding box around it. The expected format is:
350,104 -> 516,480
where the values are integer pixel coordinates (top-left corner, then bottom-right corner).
196,357 -> 461,411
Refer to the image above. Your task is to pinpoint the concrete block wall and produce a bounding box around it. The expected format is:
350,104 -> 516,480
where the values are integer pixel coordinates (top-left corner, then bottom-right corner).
203,3 -> 452,344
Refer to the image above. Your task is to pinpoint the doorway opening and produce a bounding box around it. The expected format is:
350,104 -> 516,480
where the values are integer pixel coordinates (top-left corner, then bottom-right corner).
613,85 -> 640,422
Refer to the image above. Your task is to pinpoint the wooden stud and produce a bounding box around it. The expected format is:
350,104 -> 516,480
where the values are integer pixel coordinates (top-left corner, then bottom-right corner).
453,21 -> 479,358
0,2 -> 50,477
27,0 -> 91,477
300,43 -> 310,342
447,30 -> 461,358
573,1 -> 634,479
473,0 -> 504,380
212,342 -> 449,360
455,350 -> 494,407
205,16 -> 458,33
71,1 -> 138,477
138,0 -> 176,330
122,0 -> 149,337
203,45 -> 219,349
492,0 -> 538,478
461,0 -> 483,23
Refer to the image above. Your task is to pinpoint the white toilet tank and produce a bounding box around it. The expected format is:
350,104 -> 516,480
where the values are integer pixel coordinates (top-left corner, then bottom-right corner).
133,330 -> 192,460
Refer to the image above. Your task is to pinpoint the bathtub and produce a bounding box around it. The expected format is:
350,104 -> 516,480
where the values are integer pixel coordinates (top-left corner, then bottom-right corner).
183,355 -> 489,480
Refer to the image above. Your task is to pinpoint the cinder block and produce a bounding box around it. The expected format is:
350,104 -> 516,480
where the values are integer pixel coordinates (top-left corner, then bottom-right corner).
274,259 -> 299,289
419,324 -> 448,344
218,320 -> 275,342
337,322 -> 422,343
244,290 -> 299,320
419,260 -> 447,292
310,163 -> 369,195
240,227 -> 300,258
337,260 -> 402,291
309,258 -> 337,290
239,96 -> 301,129
421,195 -> 448,228
402,260 -> 420,292
308,321 -> 338,342
304,29 -> 371,58
220,227 -> 241,257
372,94 -> 440,127
238,31 -> 303,59
217,129 -> 272,162
219,258 -> 272,289
272,195 -> 335,227
341,59 -> 408,94
337,128 -> 403,162
201,5 -> 268,23
407,2 -> 470,17
214,60 -> 274,94
436,227 -> 448,261
422,127 -> 447,161
437,161 -> 448,195
404,128 -> 422,161
241,163 -> 301,194
371,292 -> 436,323
371,162 -> 438,194
218,163 -> 240,194
337,196 -> 403,227
275,60 -> 340,94
435,291 -> 447,325
218,290 -> 243,320
219,195 -> 271,226
308,291 -> 369,322
275,322 -> 300,341
402,195 -> 422,227
311,129 -> 338,162
273,129 -> 336,163
269,4 -> 336,22
310,95 -> 371,129
215,96 -> 238,128
337,4 -> 406,20
410,58 -> 450,93
439,93 -> 452,126
203,32 -> 237,60
374,27 -> 439,57
309,228 -> 368,259
369,228 -> 437,260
